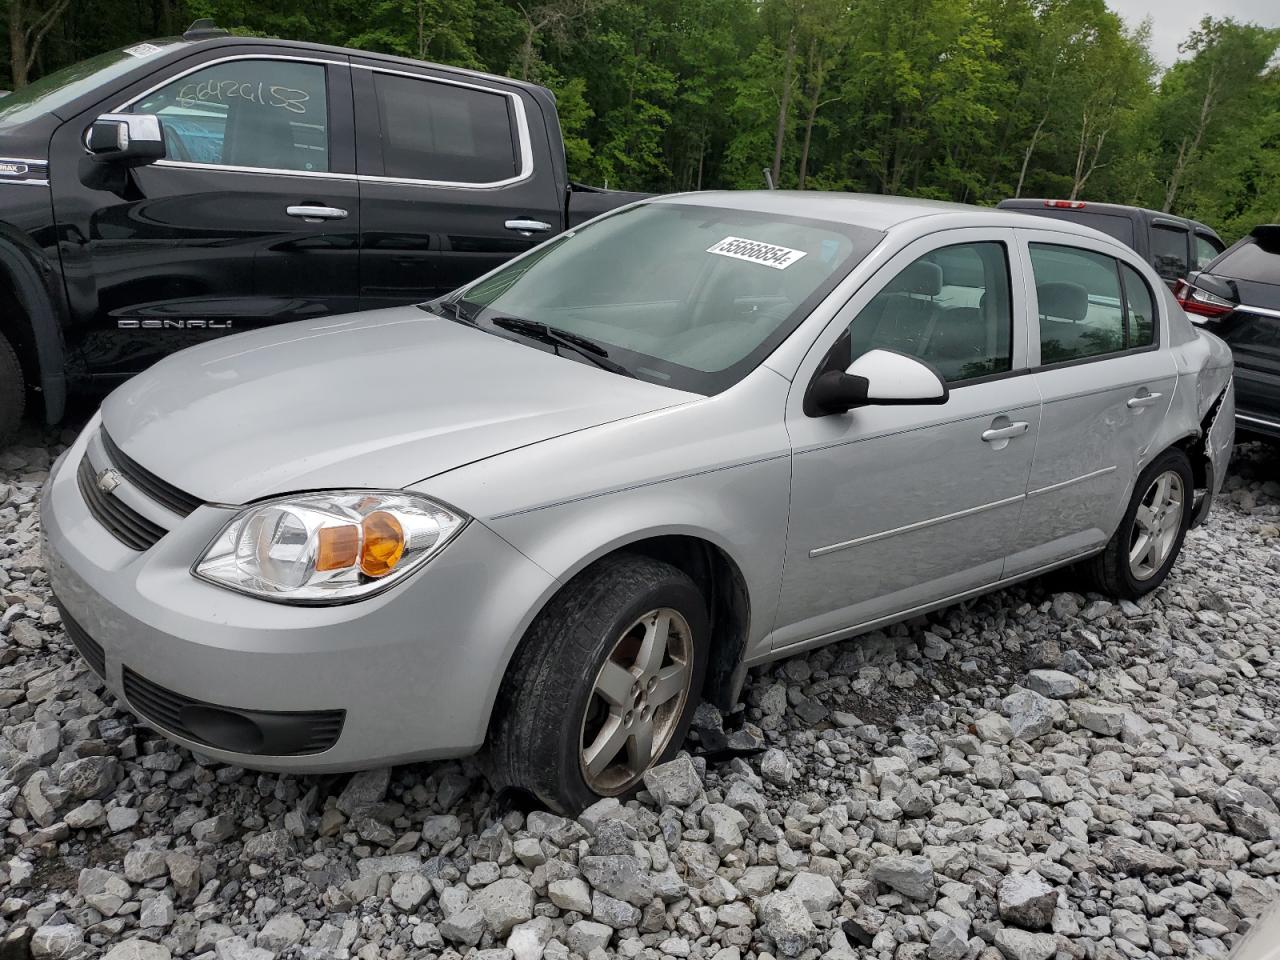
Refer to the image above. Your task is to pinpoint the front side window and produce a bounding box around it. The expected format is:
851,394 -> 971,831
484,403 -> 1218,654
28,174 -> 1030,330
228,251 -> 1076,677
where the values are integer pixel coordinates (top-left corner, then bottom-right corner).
846,241 -> 1013,383
1151,225 -> 1190,282
456,202 -> 883,394
1031,243 -> 1155,364
129,59 -> 329,172
372,72 -> 519,184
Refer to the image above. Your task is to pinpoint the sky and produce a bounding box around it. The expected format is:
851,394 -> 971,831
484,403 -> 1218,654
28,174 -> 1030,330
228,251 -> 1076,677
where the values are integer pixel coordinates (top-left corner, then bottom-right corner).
1107,0 -> 1280,66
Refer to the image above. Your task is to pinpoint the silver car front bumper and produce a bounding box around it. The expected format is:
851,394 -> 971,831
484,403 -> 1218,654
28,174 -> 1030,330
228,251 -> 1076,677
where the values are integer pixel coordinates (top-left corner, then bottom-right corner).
40,423 -> 556,772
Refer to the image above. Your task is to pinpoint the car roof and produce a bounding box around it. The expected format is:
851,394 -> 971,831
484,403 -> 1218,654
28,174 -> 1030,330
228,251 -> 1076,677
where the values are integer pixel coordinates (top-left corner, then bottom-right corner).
998,198 -> 1220,237
654,190 -> 1122,238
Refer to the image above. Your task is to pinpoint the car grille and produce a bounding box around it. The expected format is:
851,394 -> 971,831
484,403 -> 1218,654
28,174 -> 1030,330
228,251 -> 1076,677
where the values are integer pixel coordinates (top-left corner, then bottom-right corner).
77,455 -> 168,551
100,430 -> 202,517
60,607 -> 106,680
123,667 -> 346,757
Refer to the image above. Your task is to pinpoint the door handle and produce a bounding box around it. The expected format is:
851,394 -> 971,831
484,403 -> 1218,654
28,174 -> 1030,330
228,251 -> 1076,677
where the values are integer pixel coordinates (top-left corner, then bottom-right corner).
982,421 -> 1029,443
505,218 -> 553,235
286,205 -> 348,221
1127,392 -> 1164,409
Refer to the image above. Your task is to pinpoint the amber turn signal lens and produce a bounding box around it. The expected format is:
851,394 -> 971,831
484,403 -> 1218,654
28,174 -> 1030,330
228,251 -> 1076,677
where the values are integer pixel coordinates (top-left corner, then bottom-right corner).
316,524 -> 360,571
360,511 -> 406,577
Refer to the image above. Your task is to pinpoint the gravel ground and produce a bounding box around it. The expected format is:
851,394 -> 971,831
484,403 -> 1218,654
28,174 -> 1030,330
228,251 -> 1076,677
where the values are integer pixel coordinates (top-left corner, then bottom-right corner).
1,427 -> 1278,960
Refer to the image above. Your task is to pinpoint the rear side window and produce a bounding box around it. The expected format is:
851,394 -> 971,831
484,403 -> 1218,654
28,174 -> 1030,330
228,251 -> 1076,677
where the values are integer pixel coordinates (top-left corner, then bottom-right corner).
372,72 -> 519,184
1151,225 -> 1190,282
1121,264 -> 1156,347
1030,244 -> 1127,363
848,241 -> 1013,383
1214,239 -> 1280,284
130,59 -> 329,172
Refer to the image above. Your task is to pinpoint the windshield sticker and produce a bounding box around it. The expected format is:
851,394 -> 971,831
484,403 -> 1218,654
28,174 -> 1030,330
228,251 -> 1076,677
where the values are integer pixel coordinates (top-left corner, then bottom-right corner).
707,236 -> 807,270
123,43 -> 165,58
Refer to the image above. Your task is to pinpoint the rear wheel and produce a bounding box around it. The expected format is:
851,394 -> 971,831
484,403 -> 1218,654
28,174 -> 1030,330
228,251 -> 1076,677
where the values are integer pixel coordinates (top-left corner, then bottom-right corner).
0,330 -> 25,446
489,553 -> 709,813
1087,448 -> 1193,599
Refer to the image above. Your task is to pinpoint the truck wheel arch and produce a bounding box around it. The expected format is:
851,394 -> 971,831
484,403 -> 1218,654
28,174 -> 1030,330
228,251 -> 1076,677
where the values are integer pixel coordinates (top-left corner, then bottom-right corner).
0,237 -> 67,424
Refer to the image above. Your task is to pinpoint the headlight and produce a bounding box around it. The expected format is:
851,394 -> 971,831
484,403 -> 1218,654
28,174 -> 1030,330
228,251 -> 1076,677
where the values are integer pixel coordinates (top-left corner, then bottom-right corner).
194,492 -> 465,603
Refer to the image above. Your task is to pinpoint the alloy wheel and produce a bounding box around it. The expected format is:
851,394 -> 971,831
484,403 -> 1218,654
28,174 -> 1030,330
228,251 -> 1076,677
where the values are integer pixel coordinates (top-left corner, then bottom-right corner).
1129,470 -> 1184,581
579,607 -> 693,794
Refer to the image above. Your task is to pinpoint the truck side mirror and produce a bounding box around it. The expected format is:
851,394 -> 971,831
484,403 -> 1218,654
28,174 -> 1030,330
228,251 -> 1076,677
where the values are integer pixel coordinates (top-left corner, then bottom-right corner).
84,114 -> 166,166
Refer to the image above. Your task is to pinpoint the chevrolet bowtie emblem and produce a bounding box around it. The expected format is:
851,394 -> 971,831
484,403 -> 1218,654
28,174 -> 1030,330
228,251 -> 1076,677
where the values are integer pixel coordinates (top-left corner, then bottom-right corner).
96,468 -> 122,495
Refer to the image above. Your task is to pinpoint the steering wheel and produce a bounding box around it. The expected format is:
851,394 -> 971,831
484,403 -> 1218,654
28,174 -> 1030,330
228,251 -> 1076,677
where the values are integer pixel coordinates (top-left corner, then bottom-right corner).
162,124 -> 193,163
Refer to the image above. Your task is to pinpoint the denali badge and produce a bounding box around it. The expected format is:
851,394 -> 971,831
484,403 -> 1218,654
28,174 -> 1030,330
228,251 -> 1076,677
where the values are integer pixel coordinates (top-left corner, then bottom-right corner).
96,468 -> 122,495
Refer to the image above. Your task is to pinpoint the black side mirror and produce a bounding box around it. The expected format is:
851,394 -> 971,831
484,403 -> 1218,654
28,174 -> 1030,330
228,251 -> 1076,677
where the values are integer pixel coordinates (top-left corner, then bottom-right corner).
1192,273 -> 1238,304
84,114 -> 166,166
807,371 -> 870,416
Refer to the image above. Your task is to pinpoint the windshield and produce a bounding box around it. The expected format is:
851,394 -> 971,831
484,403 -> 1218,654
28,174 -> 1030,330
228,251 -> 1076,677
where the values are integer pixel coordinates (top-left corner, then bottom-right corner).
457,202 -> 883,394
0,41 -> 182,129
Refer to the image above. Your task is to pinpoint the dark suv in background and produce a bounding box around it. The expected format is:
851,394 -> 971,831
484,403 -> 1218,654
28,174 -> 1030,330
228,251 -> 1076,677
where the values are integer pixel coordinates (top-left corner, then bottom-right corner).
997,199 -> 1224,290
1176,225 -> 1280,441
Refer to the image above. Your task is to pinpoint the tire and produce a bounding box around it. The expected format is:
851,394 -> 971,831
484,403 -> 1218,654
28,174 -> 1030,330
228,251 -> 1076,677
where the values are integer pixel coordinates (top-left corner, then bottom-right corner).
489,553 -> 710,813
0,329 -> 24,447
1087,447 -> 1194,599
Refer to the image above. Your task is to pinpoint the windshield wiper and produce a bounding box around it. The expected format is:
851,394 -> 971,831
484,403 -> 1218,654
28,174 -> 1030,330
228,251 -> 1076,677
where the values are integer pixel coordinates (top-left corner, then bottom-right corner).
491,316 -> 635,377
421,298 -> 476,324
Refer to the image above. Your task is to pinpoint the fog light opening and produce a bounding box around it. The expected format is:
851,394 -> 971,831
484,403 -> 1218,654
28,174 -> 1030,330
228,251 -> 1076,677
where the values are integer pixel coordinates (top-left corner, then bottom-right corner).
179,705 -> 265,754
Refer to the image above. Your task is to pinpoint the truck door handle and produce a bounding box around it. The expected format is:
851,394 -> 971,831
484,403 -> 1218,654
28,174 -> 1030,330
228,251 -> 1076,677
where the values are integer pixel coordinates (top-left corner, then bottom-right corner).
1127,392 -> 1163,409
505,219 -> 553,235
982,421 -> 1029,442
286,205 -> 348,221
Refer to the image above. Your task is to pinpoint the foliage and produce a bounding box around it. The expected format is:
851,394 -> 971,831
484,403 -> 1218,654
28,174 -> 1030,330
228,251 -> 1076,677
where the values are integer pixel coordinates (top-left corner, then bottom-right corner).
1,0 -> 1276,239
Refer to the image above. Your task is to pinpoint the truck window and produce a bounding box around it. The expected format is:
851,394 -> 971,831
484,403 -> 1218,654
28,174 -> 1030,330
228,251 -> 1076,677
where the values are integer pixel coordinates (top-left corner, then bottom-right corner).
1194,234 -> 1223,271
1020,209 -> 1135,247
1150,225 -> 1189,282
128,59 -> 329,173
371,72 -> 520,184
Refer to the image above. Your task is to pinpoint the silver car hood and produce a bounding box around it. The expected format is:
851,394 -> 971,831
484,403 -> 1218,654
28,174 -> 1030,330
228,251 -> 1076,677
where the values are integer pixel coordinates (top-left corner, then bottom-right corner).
101,309 -> 695,505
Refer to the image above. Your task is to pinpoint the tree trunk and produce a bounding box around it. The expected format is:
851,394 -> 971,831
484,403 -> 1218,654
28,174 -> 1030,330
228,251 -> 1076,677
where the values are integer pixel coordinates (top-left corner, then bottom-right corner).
1163,68 -> 1218,212
1014,112 -> 1047,199
1070,128 -> 1107,200
771,26 -> 796,189
10,1 -> 28,89
798,76 -> 822,190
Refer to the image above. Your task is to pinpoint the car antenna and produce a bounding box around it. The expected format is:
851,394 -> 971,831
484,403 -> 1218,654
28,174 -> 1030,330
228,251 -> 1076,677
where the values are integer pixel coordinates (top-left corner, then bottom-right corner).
183,18 -> 230,41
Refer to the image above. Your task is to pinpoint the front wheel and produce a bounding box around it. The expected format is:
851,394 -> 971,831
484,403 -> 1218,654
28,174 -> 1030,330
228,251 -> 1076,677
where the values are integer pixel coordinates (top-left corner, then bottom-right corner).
1087,448 -> 1194,599
489,553 -> 709,813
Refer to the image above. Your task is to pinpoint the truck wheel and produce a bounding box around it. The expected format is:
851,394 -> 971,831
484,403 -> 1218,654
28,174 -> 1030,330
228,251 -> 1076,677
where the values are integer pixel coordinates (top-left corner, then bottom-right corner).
0,330 -> 24,446
489,553 -> 709,813
1087,448 -> 1193,599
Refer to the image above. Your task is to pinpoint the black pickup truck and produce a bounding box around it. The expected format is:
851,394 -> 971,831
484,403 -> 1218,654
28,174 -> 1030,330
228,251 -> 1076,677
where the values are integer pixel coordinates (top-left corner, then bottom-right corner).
0,20 -> 646,440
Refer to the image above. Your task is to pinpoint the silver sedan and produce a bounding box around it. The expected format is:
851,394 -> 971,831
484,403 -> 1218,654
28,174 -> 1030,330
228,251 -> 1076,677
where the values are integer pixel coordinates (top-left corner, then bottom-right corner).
41,192 -> 1235,811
